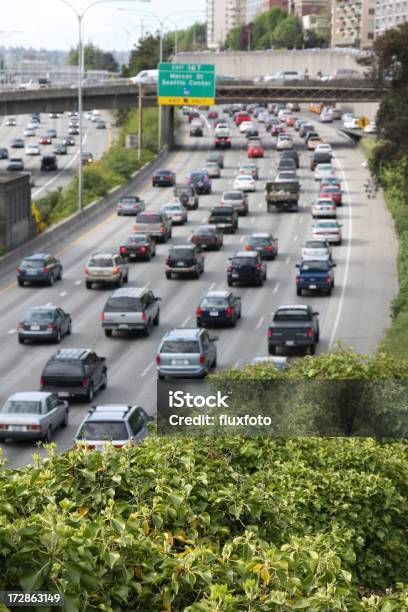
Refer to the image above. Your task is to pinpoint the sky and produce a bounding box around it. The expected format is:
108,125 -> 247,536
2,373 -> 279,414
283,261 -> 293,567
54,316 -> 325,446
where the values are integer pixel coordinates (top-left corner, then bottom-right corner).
1,0 -> 206,51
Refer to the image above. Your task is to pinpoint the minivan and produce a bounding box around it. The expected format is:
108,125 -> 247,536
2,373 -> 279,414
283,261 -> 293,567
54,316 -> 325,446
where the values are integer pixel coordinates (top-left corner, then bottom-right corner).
156,328 -> 218,379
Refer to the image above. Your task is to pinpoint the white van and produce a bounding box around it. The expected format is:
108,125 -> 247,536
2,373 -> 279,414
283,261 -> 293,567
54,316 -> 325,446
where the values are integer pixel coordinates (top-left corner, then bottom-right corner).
328,69 -> 362,80
129,70 -> 158,85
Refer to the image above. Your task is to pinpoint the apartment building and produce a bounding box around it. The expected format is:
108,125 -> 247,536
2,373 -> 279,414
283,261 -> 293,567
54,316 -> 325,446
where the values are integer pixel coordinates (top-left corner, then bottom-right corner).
246,0 -> 289,21
207,0 -> 246,49
375,0 -> 408,36
331,0 -> 376,48
288,0 -> 329,16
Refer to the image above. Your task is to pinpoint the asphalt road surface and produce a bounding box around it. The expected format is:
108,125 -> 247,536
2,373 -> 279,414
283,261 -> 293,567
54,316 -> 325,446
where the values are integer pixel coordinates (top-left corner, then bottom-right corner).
0,107 -> 397,468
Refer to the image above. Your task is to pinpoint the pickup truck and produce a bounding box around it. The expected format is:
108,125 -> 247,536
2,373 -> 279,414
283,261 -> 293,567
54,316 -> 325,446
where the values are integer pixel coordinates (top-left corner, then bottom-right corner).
265,179 -> 300,212
132,211 -> 172,242
267,305 -> 320,355
296,259 -> 336,296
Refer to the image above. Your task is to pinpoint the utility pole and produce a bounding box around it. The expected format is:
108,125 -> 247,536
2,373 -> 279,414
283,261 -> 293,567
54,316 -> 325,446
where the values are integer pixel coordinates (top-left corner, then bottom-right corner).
138,82 -> 143,161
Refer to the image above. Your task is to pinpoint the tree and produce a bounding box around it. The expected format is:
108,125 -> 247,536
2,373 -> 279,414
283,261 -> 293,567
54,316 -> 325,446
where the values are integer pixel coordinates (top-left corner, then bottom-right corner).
225,24 -> 243,50
68,42 -> 118,72
252,7 -> 287,49
272,15 -> 303,49
126,34 -> 161,77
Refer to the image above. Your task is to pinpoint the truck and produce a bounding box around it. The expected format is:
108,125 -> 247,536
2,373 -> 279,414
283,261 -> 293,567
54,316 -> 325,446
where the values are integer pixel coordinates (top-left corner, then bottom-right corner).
265,179 -> 300,212
267,305 -> 320,355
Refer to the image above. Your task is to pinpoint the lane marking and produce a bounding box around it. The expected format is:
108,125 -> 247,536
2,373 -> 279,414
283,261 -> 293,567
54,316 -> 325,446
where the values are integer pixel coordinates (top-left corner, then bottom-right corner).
140,361 -> 154,377
294,235 -> 298,242
239,235 -> 245,242
273,282 -> 280,293
59,291 -> 67,297
181,315 -> 191,327
8,328 -> 16,335
209,282 -> 215,291
250,218 -> 255,224
255,316 -> 264,330
285,256 -> 290,264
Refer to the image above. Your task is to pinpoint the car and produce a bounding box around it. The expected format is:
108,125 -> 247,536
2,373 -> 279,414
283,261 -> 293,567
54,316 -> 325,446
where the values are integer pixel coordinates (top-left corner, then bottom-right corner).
0,392 -> 69,442
238,162 -> 259,179
7,157 -> 24,171
190,122 -> 203,137
227,251 -> 267,287
294,118 -> 307,131
343,117 -> 359,129
314,163 -> 335,181
319,110 -> 333,123
132,211 -> 172,242
205,161 -> 221,178
152,169 -> 176,187
276,135 -> 293,151
38,135 -> 52,145
116,195 -> 145,216
17,253 -> 62,287
207,110 -> 218,119
40,348 -> 107,401
220,190 -> 249,216
68,125 -> 80,135
266,117 -> 279,132
302,239 -> 333,262
101,287 -> 160,337
23,127 -> 36,137
312,220 -> 343,245
25,144 -> 40,156
286,116 -> 296,127
311,197 -> 337,218
319,185 -> 342,206
30,114 -> 41,123
187,171 -> 212,195
320,177 -> 341,190
247,141 -> 264,158
173,184 -> 199,210
82,152 -> 94,166
244,232 -> 278,260
208,205 -> 238,233
315,143 -> 332,156
214,123 -> 230,137
161,201 -> 188,225
214,135 -> 232,149
245,128 -> 259,140
206,152 -> 224,168
196,290 -> 241,328
280,150 -> 300,168
268,305 -> 320,355
0,147 -> 8,159
95,120 -> 106,129
296,258 -> 336,296
188,110 -> 200,122
18,305 -> 72,344
277,157 -> 297,172
49,112 -> 61,119
327,108 -> 342,120
307,136 -> 324,150
41,154 -> 58,171
74,404 -> 150,450
84,252 -> 129,289
234,112 -> 251,126
239,120 -> 254,134
299,123 -> 315,138
166,245 -> 204,280
62,136 -> 75,146
233,174 -> 256,192
275,171 -> 297,182
271,125 -> 286,136
5,117 -> 16,126
53,143 -> 67,155
119,234 -> 156,261
364,121 -> 377,134
11,138 -> 24,148
310,151 -> 333,171
342,113 -> 356,123
69,120 -> 79,128
191,225 -> 223,250
156,328 -> 218,379
46,128 -> 57,139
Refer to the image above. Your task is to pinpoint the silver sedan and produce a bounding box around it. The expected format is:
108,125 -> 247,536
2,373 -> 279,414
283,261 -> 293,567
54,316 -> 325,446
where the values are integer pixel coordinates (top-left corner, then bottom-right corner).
160,202 -> 188,225
0,392 -> 69,442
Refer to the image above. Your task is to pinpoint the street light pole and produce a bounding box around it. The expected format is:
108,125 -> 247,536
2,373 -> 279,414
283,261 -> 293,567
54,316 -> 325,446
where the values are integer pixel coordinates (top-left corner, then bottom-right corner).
58,0 -> 150,213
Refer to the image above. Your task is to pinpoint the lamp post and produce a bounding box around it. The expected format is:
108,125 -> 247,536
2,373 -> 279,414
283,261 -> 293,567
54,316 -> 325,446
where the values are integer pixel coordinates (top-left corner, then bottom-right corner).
57,0 -> 150,213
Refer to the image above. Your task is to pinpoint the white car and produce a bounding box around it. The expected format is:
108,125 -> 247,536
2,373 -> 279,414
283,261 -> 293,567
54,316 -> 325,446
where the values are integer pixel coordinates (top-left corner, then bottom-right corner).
23,127 -> 36,137
27,121 -> 39,130
25,144 -> 40,156
319,111 -> 333,123
160,202 -> 188,225
5,117 -> 16,126
233,174 -> 256,192
257,112 -> 269,123
311,198 -> 337,218
312,220 -> 343,245
364,121 -> 377,134
214,124 -> 230,137
276,135 -> 293,150
239,121 -> 253,134
342,113 -> 356,123
315,143 -> 333,155
278,109 -> 292,122
302,239 -> 333,261
314,163 -> 335,181
343,117 -> 359,129
275,171 -> 297,182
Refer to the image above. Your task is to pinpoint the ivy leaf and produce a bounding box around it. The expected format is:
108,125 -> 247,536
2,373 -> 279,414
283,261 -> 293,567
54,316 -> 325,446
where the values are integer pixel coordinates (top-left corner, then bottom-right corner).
19,568 -> 43,591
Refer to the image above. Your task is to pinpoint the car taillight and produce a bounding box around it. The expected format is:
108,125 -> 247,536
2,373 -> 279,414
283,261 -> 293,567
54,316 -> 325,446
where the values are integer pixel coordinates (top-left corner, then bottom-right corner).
255,264 -> 262,271
0,424 -> 9,430
43,266 -> 49,273
199,355 -> 206,364
267,328 -> 273,337
17,322 -> 23,329
296,275 -> 300,282
265,245 -> 273,251
113,444 -> 124,448
196,307 -> 202,316
141,312 -> 147,321
227,138 -> 231,143
40,376 -> 44,386
191,257 -> 197,263
226,307 -> 233,317
166,256 -> 171,264
84,266 -> 89,274
112,266 -> 120,274
16,267 -> 21,273
227,265 -> 232,272
139,246 -> 146,253
27,424 -> 41,431
156,355 -> 161,364
119,246 -> 126,254
160,224 -> 165,232
118,203 -> 123,208
244,245 -> 252,250
306,327 -> 313,338
100,311 -> 105,321
47,323 -> 55,329
326,274 -> 333,282
82,377 -> 89,387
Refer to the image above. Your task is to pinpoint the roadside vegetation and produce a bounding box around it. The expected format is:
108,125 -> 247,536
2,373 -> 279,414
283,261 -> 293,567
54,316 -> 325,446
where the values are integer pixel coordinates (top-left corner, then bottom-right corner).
1,350 -> 408,610
32,107 -> 158,231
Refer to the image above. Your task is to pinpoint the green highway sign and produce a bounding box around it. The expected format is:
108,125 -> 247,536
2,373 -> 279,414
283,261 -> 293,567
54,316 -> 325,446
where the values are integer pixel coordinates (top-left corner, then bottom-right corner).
158,62 -> 215,106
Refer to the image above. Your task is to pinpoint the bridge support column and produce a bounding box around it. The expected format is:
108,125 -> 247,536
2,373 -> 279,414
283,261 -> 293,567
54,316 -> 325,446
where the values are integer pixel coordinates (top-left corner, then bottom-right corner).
162,105 -> 175,149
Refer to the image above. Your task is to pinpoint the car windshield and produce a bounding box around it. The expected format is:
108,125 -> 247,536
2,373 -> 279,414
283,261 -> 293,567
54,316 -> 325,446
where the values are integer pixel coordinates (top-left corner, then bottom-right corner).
156,170 -> 170,176
25,309 -> 55,322
317,222 -> 337,228
2,400 -> 42,414
236,175 -> 252,181
195,227 -> 215,235
317,165 -> 333,171
190,173 -> 206,179
121,197 -> 140,203
322,187 -> 338,193
125,235 -> 148,245
201,298 -> 229,308
88,257 -> 114,267
249,237 -> 269,245
232,257 -> 256,265
223,192 -> 242,200
305,241 -> 327,249
137,213 -> 161,223
78,422 -> 128,441
161,340 -> 200,354
104,297 -> 142,312
211,207 -> 234,216
163,204 -> 182,211
22,259 -> 44,268
170,248 -> 194,258
301,261 -> 330,271
274,309 -> 310,321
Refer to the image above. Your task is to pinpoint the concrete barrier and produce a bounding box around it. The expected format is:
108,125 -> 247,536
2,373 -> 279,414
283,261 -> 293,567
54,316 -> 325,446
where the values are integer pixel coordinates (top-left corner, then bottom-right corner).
0,146 -> 170,276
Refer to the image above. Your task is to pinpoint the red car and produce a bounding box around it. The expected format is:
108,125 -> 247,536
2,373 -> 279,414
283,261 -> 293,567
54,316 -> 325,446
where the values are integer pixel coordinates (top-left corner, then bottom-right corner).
38,136 -> 51,145
319,185 -> 342,206
271,125 -> 286,136
188,111 -> 200,123
214,136 -> 231,149
207,110 -> 218,119
247,141 -> 264,158
234,112 -> 251,126
286,116 -> 296,127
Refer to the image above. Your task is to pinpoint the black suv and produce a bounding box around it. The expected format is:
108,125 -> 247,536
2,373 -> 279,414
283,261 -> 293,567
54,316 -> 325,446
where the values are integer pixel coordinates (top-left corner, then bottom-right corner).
166,245 -> 204,279
208,205 -> 238,234
41,155 -> 58,171
40,348 -> 107,402
227,251 -> 267,287
280,150 -> 299,168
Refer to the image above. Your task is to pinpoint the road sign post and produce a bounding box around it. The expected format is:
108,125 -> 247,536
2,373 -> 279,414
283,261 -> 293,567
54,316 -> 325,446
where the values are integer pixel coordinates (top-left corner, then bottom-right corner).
158,62 -> 215,106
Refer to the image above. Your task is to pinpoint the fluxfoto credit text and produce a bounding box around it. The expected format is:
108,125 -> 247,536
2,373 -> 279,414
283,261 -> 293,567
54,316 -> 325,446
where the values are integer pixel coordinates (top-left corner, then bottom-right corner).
168,414 -> 273,426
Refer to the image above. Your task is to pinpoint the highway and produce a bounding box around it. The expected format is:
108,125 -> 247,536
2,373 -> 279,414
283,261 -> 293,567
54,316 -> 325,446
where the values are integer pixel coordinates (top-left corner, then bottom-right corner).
0,110 -> 113,199
0,107 -> 397,468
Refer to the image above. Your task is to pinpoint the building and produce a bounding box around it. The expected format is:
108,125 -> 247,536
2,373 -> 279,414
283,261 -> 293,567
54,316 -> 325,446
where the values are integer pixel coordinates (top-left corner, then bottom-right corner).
288,0 -> 329,16
375,0 -> 408,37
0,174 -> 36,253
331,0 -> 376,48
207,0 -> 246,49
